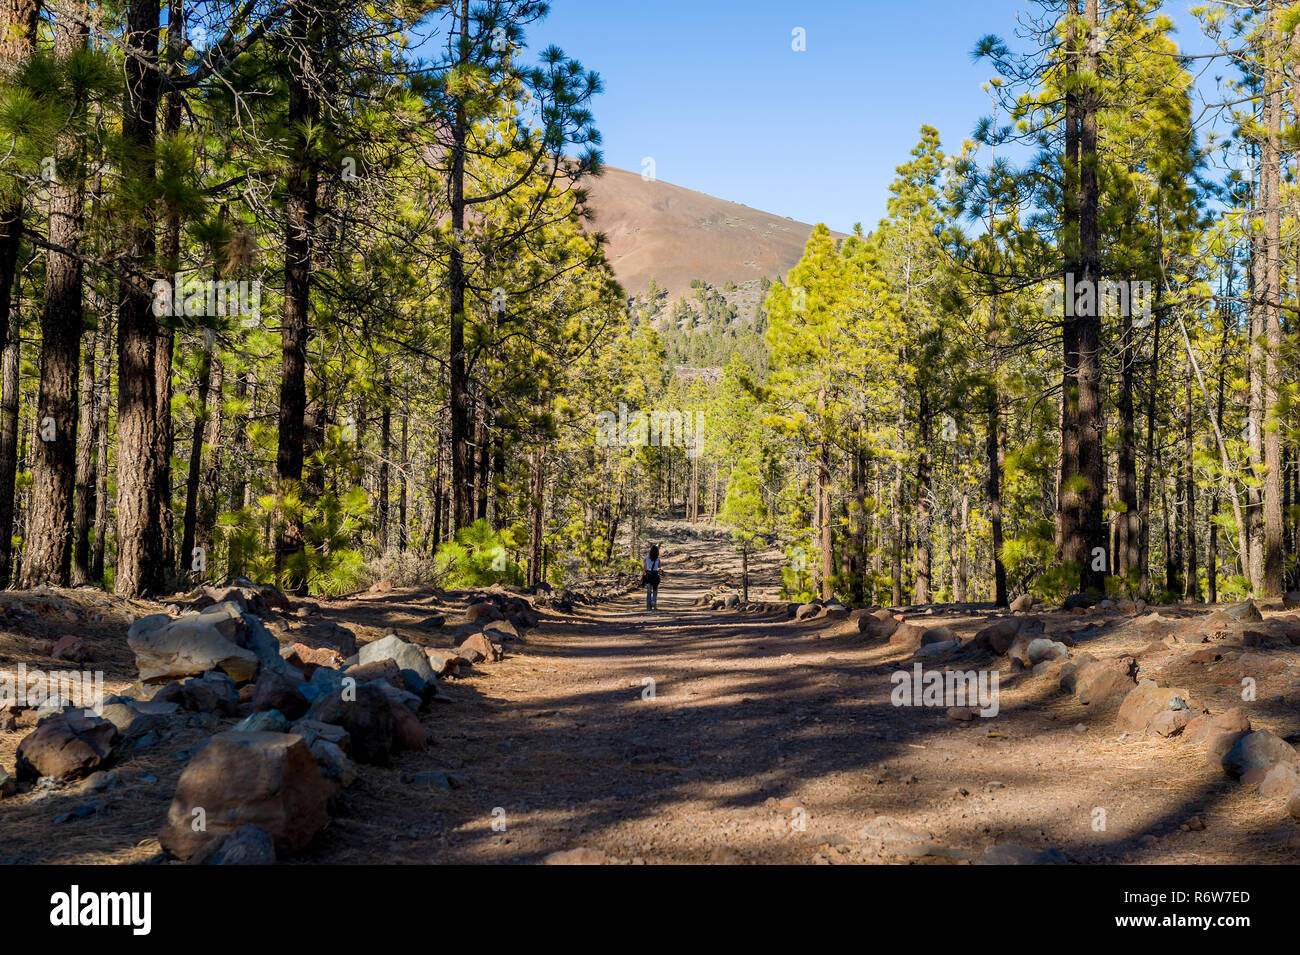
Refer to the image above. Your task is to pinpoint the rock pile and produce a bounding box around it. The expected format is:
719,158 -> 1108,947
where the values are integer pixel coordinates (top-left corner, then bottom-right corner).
0,578 -> 549,860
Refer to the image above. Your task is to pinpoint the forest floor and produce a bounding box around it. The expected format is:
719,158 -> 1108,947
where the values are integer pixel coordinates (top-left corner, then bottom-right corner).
2,520 -> 1299,864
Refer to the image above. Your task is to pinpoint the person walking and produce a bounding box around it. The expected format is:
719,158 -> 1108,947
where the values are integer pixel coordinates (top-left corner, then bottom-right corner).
643,544 -> 662,611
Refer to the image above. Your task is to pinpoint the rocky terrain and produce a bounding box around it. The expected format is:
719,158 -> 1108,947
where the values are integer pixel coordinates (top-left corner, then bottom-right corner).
1,520 -> 1299,865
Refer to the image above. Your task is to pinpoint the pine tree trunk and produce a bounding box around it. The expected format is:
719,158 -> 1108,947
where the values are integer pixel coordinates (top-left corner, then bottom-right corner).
986,384 -> 1008,607
0,0 -> 40,380
475,390 -> 489,522
225,363 -> 249,577
91,322 -> 110,583
817,388 -> 832,600
958,488 -> 970,602
1116,306 -> 1140,583
1138,304 -> 1162,598
528,445 -> 545,587
378,377 -> 390,553
72,324 -> 98,583
21,0 -> 88,588
891,394 -> 904,606
196,359 -> 223,556
849,447 -> 867,605
448,0 -> 474,533
1059,0 -> 1081,582
432,427 -> 443,548
914,384 -> 932,604
1170,480 -> 1180,595
0,285 -> 20,587
741,544 -> 749,602
399,410 -> 409,552
1075,0 -> 1105,594
274,1 -> 320,592
154,0 -> 184,579
180,331 -> 215,579
1262,3 -> 1285,596
1245,128 -> 1265,593
1183,360 -> 1199,600
490,407 -> 504,526
114,0 -> 164,598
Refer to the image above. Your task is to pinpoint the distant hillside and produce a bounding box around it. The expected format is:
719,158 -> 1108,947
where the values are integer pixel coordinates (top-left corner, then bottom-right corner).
583,165 -> 834,302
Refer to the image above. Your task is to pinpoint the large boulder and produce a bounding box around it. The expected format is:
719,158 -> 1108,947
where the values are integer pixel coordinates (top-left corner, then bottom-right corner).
159,731 -> 330,861
794,603 -> 819,621
237,614 -> 301,681
308,739 -> 355,793
1258,763 -> 1300,800
1206,730 -> 1252,771
305,682 -> 395,765
466,601 -> 504,624
1059,656 -> 1136,709
1026,638 -> 1069,665
171,672 -> 239,715
1222,598 -> 1264,624
859,611 -> 900,638
357,634 -> 438,697
289,718 -> 352,756
1184,708 -> 1251,744
508,602 -> 540,629
14,712 -> 120,781
284,643 -> 344,679
197,582 -> 292,618
343,658 -> 405,692
248,669 -> 309,720
1116,684 -> 1201,736
914,640 -> 960,661
193,601 -> 246,640
458,631 -> 503,664
51,635 -> 89,664
1219,729 -> 1300,780
99,699 -> 179,746
425,649 -> 467,678
191,824 -> 277,865
483,620 -> 522,643
233,710 -> 289,733
388,698 -> 428,752
889,623 -> 927,651
127,612 -> 259,683
920,626 -> 958,647
972,616 -> 1043,655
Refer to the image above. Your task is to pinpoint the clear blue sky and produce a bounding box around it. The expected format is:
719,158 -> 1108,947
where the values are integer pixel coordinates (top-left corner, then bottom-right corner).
426,1 -> 1217,234
526,0 -> 1028,233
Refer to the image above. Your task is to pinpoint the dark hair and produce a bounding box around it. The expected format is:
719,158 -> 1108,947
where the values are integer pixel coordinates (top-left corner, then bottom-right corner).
649,544 -> 660,561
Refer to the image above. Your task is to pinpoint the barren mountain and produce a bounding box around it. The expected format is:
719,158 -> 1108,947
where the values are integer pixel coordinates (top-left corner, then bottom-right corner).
583,164 -> 831,301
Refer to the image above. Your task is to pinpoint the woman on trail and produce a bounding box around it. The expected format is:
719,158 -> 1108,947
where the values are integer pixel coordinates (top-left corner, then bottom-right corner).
643,544 -> 662,611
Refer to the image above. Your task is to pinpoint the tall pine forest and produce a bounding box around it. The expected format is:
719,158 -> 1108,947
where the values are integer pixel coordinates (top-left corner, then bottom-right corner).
0,0 -> 1297,614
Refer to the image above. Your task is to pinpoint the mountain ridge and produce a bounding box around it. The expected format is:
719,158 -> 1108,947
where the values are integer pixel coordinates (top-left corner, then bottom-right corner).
582,164 -> 839,302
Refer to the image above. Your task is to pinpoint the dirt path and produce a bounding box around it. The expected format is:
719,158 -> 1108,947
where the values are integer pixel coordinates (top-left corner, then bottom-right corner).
309,526 -> 1300,865
4,523 -> 1297,865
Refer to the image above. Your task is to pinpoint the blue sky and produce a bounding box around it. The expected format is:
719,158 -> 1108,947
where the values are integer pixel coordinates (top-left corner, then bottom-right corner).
423,2 -> 1220,234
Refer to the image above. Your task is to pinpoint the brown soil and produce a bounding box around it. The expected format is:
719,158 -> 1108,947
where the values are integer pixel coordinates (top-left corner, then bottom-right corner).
2,522 -> 1299,865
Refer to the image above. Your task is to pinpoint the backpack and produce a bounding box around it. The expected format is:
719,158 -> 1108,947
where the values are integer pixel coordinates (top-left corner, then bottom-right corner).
641,558 -> 660,588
